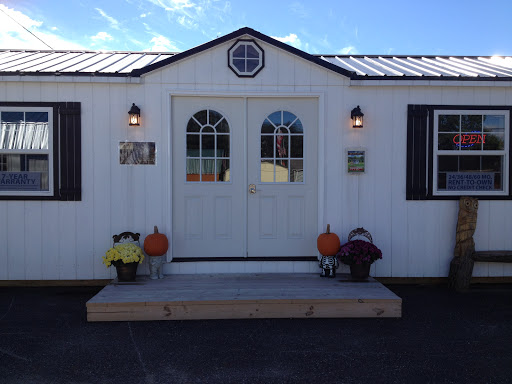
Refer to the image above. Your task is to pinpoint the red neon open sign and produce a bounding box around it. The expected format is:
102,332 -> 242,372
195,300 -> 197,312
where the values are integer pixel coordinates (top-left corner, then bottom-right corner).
453,133 -> 486,147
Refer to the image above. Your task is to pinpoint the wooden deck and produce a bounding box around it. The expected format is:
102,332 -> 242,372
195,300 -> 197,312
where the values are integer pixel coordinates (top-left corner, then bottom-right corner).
86,273 -> 402,321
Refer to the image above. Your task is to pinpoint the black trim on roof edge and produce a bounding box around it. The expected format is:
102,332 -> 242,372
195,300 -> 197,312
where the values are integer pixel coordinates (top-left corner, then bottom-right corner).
130,27 -> 357,78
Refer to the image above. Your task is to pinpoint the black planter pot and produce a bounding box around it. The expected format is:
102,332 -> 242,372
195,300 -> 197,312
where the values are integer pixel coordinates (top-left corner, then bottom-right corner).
349,263 -> 371,280
113,261 -> 139,282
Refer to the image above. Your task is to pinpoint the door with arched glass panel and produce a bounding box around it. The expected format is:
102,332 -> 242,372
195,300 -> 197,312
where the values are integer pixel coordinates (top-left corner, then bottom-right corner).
172,97 -> 245,258
247,98 -> 318,257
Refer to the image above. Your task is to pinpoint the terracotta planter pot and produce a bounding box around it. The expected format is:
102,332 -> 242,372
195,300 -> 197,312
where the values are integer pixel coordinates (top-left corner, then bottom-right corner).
349,263 -> 371,279
113,261 -> 139,282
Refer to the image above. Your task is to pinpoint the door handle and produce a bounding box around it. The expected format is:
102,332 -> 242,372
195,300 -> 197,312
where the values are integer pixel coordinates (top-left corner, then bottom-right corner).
249,184 -> 256,194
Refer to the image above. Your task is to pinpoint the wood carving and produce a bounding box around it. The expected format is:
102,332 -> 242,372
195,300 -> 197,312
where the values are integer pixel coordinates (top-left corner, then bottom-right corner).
448,197 -> 478,290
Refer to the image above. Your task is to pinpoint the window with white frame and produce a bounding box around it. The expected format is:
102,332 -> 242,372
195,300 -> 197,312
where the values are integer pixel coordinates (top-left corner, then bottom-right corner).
228,39 -> 264,78
186,109 -> 230,183
433,109 -> 509,196
260,111 -> 304,183
0,107 -> 53,196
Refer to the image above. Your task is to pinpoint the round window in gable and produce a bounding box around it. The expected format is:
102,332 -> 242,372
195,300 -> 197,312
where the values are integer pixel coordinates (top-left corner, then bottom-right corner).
228,39 -> 264,78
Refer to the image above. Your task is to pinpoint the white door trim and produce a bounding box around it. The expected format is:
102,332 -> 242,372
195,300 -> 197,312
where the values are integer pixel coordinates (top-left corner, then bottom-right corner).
167,90 -> 325,261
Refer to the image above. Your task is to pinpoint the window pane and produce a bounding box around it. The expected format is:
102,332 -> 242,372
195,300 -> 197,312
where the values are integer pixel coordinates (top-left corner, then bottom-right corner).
25,112 -> 48,123
261,135 -> 273,158
233,59 -> 245,72
483,133 -> 505,150
459,156 -> 480,171
0,154 -> 49,191
261,160 -> 274,182
217,134 -> 230,157
193,110 -> 207,126
233,45 -> 245,58
186,159 -> 200,181
482,156 -> 502,173
261,119 -> 275,134
275,160 -> 289,182
437,173 -> 447,190
201,159 -> 215,181
1,112 -> 23,123
283,111 -> 297,127
209,110 -> 223,126
461,115 -> 482,132
438,115 -> 459,132
438,133 -> 458,150
202,126 -> 214,133
276,133 -> 288,158
216,119 -> 229,133
187,119 -> 200,132
186,134 -> 199,157
483,115 -> 505,132
217,159 -> 230,182
267,111 -> 281,126
246,59 -> 259,72
289,120 -> 303,133
290,160 -> 303,182
290,136 -> 303,158
246,45 -> 259,58
438,156 -> 458,172
201,134 -> 214,156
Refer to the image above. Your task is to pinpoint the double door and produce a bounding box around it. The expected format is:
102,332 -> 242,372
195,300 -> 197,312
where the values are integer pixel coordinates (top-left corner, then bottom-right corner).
172,96 -> 318,258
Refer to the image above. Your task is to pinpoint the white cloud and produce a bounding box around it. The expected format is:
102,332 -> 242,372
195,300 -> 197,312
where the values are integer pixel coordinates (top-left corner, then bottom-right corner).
271,33 -> 302,49
0,4 -> 84,50
339,46 -> 357,55
289,2 -> 308,18
177,15 -> 197,29
146,35 -> 179,52
51,26 -> 58,31
95,8 -> 120,30
91,32 -> 113,42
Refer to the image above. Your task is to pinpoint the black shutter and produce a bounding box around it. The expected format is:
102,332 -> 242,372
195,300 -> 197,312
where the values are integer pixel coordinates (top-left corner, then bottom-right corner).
406,105 -> 429,200
59,102 -> 81,201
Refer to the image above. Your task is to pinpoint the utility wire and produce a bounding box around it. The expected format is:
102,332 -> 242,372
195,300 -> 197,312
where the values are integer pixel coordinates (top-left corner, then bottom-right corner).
0,6 -> 54,49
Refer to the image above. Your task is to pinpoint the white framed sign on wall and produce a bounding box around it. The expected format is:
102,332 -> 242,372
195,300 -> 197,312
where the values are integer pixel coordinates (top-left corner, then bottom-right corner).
346,148 -> 366,174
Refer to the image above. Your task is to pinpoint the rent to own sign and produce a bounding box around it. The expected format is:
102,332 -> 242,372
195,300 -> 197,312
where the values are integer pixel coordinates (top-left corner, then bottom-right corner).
0,172 -> 41,191
446,172 -> 494,191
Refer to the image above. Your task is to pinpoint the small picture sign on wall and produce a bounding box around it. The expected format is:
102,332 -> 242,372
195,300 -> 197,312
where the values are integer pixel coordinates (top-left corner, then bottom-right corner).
119,142 -> 156,165
347,149 -> 365,174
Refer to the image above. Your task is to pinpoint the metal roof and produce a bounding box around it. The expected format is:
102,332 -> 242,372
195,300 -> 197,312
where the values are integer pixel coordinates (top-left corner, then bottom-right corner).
1,46 -> 512,80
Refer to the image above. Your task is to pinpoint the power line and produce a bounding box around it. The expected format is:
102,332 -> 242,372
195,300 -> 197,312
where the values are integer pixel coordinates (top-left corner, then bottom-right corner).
0,6 -> 54,49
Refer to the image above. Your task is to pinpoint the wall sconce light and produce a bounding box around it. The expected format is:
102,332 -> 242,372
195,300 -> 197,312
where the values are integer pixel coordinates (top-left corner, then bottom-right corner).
128,103 -> 140,126
351,105 -> 364,128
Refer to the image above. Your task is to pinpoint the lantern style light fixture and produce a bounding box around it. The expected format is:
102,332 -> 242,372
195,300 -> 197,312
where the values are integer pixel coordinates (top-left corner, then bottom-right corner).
351,105 -> 364,128
128,103 -> 141,126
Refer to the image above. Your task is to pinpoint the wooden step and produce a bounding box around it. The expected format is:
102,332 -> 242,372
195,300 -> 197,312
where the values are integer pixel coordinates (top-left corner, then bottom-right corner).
86,273 -> 402,321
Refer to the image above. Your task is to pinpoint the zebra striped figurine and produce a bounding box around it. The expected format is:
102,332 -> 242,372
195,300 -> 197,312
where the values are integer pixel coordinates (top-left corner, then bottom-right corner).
319,255 -> 338,278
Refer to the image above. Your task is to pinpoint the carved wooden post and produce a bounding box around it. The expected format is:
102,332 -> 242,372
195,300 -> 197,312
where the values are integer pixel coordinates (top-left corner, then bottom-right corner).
448,197 -> 478,291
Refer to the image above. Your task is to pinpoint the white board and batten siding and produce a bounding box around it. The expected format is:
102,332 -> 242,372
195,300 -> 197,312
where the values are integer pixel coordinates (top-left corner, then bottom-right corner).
1,36 -> 512,280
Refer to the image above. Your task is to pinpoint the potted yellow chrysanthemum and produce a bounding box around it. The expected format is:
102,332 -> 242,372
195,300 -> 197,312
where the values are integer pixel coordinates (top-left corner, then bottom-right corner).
103,243 -> 145,282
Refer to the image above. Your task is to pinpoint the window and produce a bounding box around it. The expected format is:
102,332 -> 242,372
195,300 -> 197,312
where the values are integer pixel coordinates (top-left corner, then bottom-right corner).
228,39 -> 264,78
407,105 -> 511,200
260,111 -> 304,183
186,109 -> 230,182
0,102 -> 81,200
0,108 -> 53,196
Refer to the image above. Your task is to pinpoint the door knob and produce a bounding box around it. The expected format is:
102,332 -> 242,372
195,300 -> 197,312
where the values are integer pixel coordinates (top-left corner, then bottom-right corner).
249,184 -> 256,194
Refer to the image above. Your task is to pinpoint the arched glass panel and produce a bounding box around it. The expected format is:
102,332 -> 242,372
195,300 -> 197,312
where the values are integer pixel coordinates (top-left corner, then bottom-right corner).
186,109 -> 230,182
260,111 -> 304,183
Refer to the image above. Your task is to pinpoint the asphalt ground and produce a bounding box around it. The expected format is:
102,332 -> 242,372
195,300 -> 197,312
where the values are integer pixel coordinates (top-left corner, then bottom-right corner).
0,283 -> 511,384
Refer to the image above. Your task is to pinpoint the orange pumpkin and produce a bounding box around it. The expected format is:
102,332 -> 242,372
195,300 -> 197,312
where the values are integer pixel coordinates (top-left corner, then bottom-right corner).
144,226 -> 169,256
317,224 -> 340,256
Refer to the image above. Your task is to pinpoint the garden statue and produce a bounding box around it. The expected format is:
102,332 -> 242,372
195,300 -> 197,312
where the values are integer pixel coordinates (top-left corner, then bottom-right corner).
317,224 -> 341,278
144,226 -> 169,280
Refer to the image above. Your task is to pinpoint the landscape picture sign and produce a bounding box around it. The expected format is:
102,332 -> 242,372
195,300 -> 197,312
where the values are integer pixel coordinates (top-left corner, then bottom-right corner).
347,150 -> 365,173
119,142 -> 156,165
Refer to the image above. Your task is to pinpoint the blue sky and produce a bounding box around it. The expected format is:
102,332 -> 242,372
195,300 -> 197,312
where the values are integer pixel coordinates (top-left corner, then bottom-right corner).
1,0 -> 512,56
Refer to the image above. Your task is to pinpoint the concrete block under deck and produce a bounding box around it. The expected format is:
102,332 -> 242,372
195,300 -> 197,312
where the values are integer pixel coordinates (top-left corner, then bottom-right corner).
86,273 -> 402,321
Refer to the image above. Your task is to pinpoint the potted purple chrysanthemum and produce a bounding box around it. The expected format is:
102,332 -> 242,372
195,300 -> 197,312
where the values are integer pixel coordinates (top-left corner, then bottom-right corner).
336,228 -> 382,279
